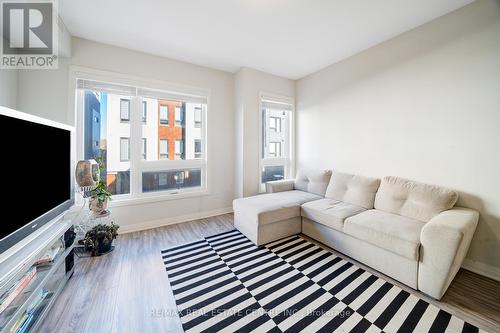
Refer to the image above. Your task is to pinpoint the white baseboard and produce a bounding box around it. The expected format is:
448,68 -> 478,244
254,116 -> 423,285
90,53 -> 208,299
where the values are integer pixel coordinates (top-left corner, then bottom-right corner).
118,207 -> 233,234
462,258 -> 500,282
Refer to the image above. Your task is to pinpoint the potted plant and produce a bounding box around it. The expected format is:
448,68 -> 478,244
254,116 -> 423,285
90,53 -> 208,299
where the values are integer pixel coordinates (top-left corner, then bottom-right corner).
83,222 -> 119,256
89,156 -> 112,214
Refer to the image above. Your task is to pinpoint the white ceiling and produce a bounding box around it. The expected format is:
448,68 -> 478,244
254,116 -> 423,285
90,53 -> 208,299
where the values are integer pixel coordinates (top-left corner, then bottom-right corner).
60,0 -> 473,80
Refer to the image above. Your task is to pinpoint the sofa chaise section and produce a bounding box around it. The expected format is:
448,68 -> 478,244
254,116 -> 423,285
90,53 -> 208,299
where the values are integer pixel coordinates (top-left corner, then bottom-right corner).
233,169 -> 331,245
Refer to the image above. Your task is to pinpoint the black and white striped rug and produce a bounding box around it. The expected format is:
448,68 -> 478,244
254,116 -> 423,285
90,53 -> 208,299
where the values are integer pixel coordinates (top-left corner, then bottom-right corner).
162,230 -> 486,333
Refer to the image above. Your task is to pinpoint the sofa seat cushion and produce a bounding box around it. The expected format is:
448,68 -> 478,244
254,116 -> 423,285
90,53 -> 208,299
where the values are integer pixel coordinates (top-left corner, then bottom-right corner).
233,190 -> 322,225
301,199 -> 366,231
344,209 -> 425,260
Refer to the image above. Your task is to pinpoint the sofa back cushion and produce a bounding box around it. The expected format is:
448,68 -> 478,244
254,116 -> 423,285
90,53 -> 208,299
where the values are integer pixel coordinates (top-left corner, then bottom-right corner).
294,169 -> 332,196
374,176 -> 459,222
325,172 -> 381,209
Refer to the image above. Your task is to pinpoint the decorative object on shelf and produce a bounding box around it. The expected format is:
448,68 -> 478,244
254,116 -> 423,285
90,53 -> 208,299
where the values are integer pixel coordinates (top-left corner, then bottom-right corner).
82,222 -> 119,256
89,157 -> 112,215
75,159 -> 99,195
73,155 -> 113,240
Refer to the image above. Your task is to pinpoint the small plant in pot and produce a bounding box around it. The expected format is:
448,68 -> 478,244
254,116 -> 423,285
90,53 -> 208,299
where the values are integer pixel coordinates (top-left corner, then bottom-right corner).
83,222 -> 119,256
89,157 -> 112,214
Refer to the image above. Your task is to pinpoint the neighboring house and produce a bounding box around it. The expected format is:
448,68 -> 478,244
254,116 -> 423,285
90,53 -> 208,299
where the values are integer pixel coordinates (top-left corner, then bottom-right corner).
158,99 -> 184,160
83,91 -> 101,161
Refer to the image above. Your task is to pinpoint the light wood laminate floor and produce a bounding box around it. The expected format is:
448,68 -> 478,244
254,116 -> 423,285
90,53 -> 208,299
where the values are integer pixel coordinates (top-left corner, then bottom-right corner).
39,214 -> 500,333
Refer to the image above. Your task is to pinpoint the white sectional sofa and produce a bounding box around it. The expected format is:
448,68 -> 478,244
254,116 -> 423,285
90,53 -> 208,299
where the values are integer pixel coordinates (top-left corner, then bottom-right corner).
232,170 -> 479,299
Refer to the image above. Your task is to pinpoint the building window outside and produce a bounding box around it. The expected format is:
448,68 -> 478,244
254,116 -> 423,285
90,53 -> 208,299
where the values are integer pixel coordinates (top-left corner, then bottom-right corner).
159,139 -> 169,159
194,139 -> 201,159
142,138 -> 147,160
120,99 -> 130,122
142,101 -> 147,123
269,116 -> 281,132
175,107 -> 182,127
160,105 -> 169,125
194,107 -> 202,128
120,137 -> 130,161
268,141 -> 282,158
175,139 -> 183,159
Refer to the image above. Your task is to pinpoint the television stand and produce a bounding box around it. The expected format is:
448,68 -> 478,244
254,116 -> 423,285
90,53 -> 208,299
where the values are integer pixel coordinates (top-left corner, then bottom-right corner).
0,218 -> 75,333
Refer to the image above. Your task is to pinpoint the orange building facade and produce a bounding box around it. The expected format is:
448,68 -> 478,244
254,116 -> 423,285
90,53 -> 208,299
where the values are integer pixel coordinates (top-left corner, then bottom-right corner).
158,99 -> 184,160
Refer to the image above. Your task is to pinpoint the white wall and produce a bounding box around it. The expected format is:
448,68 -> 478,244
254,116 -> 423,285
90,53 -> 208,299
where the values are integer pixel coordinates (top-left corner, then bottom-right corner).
15,37 -> 235,232
234,67 -> 295,197
296,0 -> 500,276
0,35 -> 18,109
0,69 -> 18,110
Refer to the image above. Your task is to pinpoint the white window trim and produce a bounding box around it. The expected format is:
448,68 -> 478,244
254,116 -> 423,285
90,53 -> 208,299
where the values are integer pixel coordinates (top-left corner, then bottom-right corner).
258,92 -> 295,193
70,66 -> 210,206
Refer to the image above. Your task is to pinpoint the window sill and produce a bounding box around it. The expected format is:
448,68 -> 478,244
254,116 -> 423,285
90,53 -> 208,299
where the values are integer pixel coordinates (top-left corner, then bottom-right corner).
108,189 -> 209,207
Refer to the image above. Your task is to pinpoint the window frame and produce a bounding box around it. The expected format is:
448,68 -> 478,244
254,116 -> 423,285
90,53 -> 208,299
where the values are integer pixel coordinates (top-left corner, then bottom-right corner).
73,67 -> 210,206
258,93 -> 295,193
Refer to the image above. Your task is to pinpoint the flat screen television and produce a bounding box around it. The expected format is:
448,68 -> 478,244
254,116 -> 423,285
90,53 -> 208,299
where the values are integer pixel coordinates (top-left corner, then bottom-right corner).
0,107 -> 74,256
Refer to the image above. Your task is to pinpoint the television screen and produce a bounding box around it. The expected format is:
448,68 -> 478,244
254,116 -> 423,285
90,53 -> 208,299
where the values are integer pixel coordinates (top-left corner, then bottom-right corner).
0,112 -> 72,252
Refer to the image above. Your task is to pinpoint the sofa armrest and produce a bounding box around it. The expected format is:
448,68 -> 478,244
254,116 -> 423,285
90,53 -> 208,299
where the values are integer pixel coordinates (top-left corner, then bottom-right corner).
419,207 -> 479,299
265,179 -> 295,193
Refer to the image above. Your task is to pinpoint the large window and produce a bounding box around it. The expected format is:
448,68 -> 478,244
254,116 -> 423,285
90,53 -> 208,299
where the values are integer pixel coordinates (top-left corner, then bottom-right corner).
78,78 -> 208,200
260,97 -> 293,191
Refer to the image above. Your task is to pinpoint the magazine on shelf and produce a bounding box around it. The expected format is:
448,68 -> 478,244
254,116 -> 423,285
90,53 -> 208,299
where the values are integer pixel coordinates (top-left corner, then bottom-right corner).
12,292 -> 52,333
33,241 -> 63,267
0,267 -> 37,315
